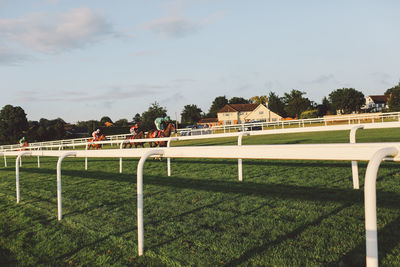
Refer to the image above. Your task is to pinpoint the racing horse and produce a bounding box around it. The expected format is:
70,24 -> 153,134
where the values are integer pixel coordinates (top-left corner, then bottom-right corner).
18,141 -> 29,151
146,122 -> 176,148
87,134 -> 106,149
123,131 -> 145,148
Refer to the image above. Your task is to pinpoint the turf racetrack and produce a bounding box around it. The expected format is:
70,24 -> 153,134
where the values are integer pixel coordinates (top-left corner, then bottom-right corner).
1,128 -> 400,266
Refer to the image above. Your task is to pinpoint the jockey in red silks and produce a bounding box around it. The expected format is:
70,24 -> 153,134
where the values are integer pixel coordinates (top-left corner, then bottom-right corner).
130,123 -> 139,136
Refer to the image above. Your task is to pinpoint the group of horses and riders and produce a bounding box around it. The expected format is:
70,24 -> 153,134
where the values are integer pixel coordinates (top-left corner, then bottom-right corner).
87,116 -> 176,150
123,116 -> 176,148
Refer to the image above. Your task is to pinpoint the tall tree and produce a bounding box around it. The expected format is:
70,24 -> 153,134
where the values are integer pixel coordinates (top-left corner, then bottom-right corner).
283,90 -> 312,118
132,113 -> 142,123
181,104 -> 202,125
328,88 -> 365,114
249,95 -> 268,105
267,92 -> 286,117
141,102 -> 167,131
387,83 -> 400,111
228,97 -> 250,104
100,116 -> 113,125
114,119 -> 129,127
0,105 -> 29,144
207,96 -> 228,118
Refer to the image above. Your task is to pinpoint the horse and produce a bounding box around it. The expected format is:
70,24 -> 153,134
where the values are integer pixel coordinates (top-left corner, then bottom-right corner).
19,141 -> 28,151
87,134 -> 106,149
146,122 -> 176,148
123,131 -> 145,148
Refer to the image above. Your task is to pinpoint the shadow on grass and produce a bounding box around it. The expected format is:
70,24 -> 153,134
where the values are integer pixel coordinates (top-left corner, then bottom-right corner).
329,215 -> 400,267
225,202 -> 354,266
8,166 -> 400,209
3,164 -> 400,265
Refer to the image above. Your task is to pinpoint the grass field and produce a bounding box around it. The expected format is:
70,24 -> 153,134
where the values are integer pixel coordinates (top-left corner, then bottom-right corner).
1,128 -> 400,266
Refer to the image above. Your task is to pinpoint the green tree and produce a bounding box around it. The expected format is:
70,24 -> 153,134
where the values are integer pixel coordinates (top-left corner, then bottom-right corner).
0,105 -> 29,144
318,97 -> 334,116
387,83 -> 400,111
100,116 -> 113,125
141,102 -> 167,131
76,120 -> 101,135
249,95 -> 268,105
132,113 -> 142,123
328,88 -> 365,114
300,109 -> 319,119
267,92 -> 286,117
283,90 -> 312,118
228,97 -> 250,104
207,96 -> 228,118
114,119 -> 129,127
181,104 -> 202,125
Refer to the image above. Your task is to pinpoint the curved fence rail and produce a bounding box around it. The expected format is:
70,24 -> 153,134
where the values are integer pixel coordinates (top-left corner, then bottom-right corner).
3,141 -> 400,267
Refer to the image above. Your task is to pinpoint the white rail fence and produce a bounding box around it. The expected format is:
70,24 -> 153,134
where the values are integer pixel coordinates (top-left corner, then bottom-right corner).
2,111 -> 400,151
178,111 -> 400,135
3,122 -> 400,266
2,142 -> 400,267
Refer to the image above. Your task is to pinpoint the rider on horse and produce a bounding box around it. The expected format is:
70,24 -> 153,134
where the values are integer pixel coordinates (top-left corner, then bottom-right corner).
129,123 -> 140,136
19,136 -> 26,146
153,116 -> 170,138
92,129 -> 102,141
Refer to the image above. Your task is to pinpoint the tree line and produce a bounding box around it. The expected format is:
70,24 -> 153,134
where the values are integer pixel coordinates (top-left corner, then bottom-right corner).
180,84 -> 400,125
1,84 -> 399,145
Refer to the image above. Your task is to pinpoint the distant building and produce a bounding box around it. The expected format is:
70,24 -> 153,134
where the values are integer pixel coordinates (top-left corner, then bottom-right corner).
217,104 -> 282,125
364,95 -> 389,112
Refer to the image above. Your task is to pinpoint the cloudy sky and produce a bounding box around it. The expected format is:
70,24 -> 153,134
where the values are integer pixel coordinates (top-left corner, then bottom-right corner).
1,0 -> 399,123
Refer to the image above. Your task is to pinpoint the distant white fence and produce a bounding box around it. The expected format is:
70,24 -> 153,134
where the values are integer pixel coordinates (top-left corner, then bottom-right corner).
2,140 -> 400,266
177,111 -> 400,135
1,111 -> 400,151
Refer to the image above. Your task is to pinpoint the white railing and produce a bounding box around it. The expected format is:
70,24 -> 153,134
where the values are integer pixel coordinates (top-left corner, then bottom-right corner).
3,121 -> 400,154
2,121 -> 400,266
2,142 -> 399,267
2,112 -> 400,151
177,111 -> 400,136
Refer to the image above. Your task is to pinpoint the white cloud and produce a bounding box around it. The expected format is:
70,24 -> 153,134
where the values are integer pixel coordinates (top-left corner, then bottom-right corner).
0,7 -> 116,53
0,47 -> 31,65
14,84 -> 169,103
142,17 -> 200,38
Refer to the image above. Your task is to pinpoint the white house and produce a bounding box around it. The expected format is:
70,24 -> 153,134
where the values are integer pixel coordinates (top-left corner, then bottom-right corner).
217,104 -> 282,125
364,95 -> 389,112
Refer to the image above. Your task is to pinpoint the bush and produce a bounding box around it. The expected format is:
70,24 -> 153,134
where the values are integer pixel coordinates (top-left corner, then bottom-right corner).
300,109 -> 319,119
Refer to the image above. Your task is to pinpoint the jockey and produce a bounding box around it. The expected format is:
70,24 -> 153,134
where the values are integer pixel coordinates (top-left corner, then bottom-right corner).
19,136 -> 26,147
130,123 -> 139,136
154,116 -> 170,137
92,129 -> 101,141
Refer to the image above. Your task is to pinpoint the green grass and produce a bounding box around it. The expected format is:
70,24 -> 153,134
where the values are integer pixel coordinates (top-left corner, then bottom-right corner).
1,128 -> 400,266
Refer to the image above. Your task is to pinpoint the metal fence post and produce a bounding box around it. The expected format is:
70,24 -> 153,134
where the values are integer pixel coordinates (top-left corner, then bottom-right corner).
57,152 -> 76,220
15,151 -> 31,203
137,149 -> 164,256
350,125 -> 364,189
238,132 -> 250,181
120,140 -> 125,173
364,147 -> 398,267
85,143 -> 88,170
167,138 -> 179,176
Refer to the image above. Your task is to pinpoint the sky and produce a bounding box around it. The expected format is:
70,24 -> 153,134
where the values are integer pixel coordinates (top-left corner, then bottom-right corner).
1,0 -> 399,123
